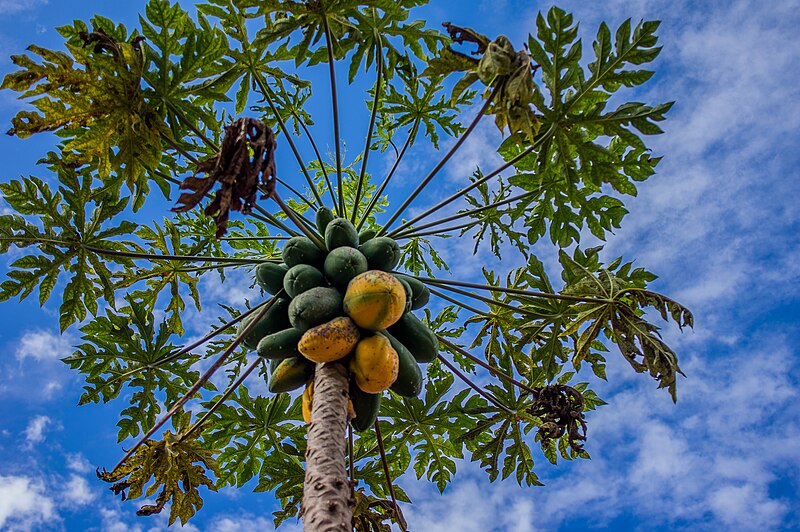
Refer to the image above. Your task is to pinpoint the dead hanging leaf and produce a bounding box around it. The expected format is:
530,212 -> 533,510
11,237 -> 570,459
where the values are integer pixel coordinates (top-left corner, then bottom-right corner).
171,117 -> 277,238
352,489 -> 408,532
97,425 -> 218,526
528,384 -> 587,454
422,24 -> 540,142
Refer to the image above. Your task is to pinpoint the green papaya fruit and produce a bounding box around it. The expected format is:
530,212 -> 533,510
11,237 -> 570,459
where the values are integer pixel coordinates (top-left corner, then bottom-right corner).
257,327 -> 304,360
324,246 -> 368,288
350,379 -> 381,432
237,298 -> 292,351
393,273 -> 430,310
283,264 -> 326,298
269,356 -> 315,393
388,311 -> 438,363
282,236 -> 325,268
380,331 -> 422,397
359,237 -> 401,271
315,206 -> 336,236
288,286 -> 343,331
325,218 -> 359,250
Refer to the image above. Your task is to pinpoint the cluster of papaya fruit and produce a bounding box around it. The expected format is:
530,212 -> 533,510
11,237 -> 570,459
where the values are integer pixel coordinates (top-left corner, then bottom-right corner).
237,207 -> 437,431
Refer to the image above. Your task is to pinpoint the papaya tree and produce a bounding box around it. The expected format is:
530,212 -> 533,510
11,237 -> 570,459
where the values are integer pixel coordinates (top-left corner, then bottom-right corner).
0,0 -> 691,529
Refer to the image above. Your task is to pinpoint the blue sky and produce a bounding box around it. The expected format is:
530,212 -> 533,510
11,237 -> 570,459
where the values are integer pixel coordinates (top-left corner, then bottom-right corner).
0,0 -> 799,531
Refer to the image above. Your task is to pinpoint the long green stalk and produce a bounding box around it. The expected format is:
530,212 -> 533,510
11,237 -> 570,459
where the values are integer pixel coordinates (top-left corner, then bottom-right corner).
85,302 -> 270,400
437,336 -> 540,397
351,41 -> 384,223
389,190 -> 539,240
356,119 -> 420,231
411,275 -> 614,304
251,73 -> 324,208
377,85 -> 501,236
322,14 -> 345,216
390,124 -> 555,236
180,357 -> 262,442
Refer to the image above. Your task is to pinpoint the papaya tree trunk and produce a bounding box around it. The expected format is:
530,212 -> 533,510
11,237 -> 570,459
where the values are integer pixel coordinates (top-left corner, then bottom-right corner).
302,361 -> 353,531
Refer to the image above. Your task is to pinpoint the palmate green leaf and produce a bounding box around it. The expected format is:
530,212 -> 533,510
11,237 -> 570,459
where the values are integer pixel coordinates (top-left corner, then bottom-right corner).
98,412 -> 218,526
303,158 -> 389,227
204,386 -> 304,488
487,8 -> 670,247
113,220 -> 211,336
341,5 -> 444,83
62,298 -> 203,441
2,20 -> 165,204
461,171 -> 528,258
456,351 -> 543,486
382,71 -> 470,149
0,162 -> 138,330
555,247 -> 692,401
398,235 -> 449,276
379,365 -> 485,492
258,0 -> 401,67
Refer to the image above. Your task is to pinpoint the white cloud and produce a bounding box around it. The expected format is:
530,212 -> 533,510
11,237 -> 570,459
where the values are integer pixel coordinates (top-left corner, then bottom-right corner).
0,0 -> 47,15
401,330 -> 799,531
23,415 -> 52,448
0,475 -> 57,531
1,329 -> 77,401
207,514 -> 297,532
61,474 -> 95,507
15,329 -> 73,362
708,484 -> 789,530
65,453 -> 93,474
100,507 -> 142,532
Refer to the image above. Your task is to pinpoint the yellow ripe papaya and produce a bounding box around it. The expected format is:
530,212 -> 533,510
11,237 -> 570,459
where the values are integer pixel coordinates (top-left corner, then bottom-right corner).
350,335 -> 399,394
298,316 -> 360,363
302,381 -> 314,424
343,270 -> 406,330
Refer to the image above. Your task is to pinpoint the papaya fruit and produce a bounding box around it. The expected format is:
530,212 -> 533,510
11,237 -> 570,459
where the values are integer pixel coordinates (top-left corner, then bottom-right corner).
350,334 -> 399,394
256,262 -> 289,296
393,273 -> 430,310
380,331 -> 422,397
302,381 -> 314,424
298,316 -> 360,363
282,236 -> 325,268
343,270 -> 406,330
358,228 -> 377,244
288,286 -> 343,331
324,246 -> 368,288
325,218 -> 359,250
238,298 -> 291,351
269,356 -> 314,394
315,206 -> 336,236
388,311 -> 439,363
283,264 -> 326,298
359,237 -> 401,272
350,380 -> 381,432
257,327 -> 304,360
269,358 -> 281,373
395,276 -> 413,313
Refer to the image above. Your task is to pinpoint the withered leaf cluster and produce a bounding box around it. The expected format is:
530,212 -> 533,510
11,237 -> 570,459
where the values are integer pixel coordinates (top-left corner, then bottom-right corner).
529,384 -> 587,454
172,117 -> 277,237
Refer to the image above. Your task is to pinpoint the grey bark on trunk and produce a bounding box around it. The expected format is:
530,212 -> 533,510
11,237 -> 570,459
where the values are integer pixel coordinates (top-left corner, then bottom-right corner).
302,361 -> 353,531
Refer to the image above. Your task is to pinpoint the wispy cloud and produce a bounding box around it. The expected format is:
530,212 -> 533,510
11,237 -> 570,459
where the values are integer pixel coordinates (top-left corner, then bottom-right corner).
61,474 -> 95,507
403,330 -> 799,531
22,415 -> 52,449
0,475 -> 57,531
0,0 -> 47,15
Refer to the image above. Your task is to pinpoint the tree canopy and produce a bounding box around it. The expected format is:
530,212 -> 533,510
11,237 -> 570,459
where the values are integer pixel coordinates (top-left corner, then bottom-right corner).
0,0 -> 690,528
